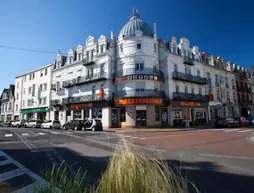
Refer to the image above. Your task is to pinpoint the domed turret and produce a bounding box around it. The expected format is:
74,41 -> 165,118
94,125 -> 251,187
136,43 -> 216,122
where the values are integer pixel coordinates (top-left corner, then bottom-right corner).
119,9 -> 154,38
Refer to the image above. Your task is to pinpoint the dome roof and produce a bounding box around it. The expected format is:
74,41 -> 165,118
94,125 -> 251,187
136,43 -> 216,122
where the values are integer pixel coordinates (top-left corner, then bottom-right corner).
119,9 -> 154,38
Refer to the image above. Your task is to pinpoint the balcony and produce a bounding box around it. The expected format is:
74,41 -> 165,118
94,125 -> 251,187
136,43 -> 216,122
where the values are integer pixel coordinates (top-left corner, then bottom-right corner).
173,92 -> 210,102
62,94 -> 108,105
239,72 -> 247,79
0,97 -> 9,102
51,84 -> 56,90
57,89 -> 65,96
215,81 -> 220,87
172,72 -> 207,85
50,100 -> 61,106
115,89 -> 165,99
62,72 -> 107,88
82,59 -> 95,66
240,99 -> 253,105
114,67 -> 164,83
183,57 -> 194,66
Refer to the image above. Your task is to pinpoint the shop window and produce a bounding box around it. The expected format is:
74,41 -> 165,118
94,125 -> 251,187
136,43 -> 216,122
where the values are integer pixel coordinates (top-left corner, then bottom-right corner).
198,88 -> 202,95
155,108 -> 160,121
184,86 -> 188,93
197,69 -> 200,77
175,85 -> 179,92
174,64 -> 178,72
84,109 -> 89,120
191,88 -> 195,94
137,43 -> 141,49
74,110 -> 82,120
135,62 -> 144,71
120,108 -> 126,122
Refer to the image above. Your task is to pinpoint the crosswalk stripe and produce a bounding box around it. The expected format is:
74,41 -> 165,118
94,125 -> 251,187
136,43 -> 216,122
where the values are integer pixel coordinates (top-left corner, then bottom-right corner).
5,134 -> 13,137
0,159 -> 12,166
64,131 -> 72,134
0,168 -> 25,181
212,129 -> 226,131
21,133 -> 29,136
37,132 -> 46,135
224,129 -> 240,132
51,131 -> 61,134
238,129 -> 253,133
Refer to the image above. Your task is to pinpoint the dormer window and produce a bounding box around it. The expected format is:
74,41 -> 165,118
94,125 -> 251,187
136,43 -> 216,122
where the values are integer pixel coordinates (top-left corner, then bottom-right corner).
86,52 -> 89,61
91,50 -> 94,61
120,44 -> 123,52
78,53 -> 81,61
137,44 -> 141,49
100,45 -> 104,53
154,44 -> 156,53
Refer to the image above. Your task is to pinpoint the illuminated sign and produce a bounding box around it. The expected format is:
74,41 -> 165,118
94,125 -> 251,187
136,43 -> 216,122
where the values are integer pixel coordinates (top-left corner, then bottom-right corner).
116,98 -> 163,105
70,103 -> 92,110
116,75 -> 163,82
180,101 -> 200,107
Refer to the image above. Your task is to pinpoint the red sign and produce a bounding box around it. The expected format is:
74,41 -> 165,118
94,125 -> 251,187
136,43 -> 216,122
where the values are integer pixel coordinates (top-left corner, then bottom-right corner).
116,98 -> 163,105
70,103 -> 92,110
180,101 -> 200,107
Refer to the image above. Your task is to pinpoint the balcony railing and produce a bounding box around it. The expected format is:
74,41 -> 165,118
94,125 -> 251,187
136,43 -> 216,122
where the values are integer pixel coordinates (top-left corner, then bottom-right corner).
114,67 -> 164,79
173,92 -> 210,102
240,99 -> 253,104
50,100 -> 61,106
172,72 -> 207,85
183,57 -> 194,66
115,89 -> 165,99
51,84 -> 56,90
57,89 -> 65,96
240,72 -> 247,79
62,94 -> 108,104
62,72 -> 107,88
82,59 -> 95,66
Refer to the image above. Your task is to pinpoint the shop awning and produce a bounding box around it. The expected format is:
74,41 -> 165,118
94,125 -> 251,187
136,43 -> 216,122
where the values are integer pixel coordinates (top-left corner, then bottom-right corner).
20,107 -> 49,113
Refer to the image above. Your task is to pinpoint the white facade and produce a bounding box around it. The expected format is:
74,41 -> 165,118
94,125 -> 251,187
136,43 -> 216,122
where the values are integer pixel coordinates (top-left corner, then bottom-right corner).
0,85 -> 15,121
14,64 -> 52,120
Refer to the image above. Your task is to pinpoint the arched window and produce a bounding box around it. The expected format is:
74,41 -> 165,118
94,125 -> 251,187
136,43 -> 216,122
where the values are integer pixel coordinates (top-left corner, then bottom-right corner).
173,64 -> 178,72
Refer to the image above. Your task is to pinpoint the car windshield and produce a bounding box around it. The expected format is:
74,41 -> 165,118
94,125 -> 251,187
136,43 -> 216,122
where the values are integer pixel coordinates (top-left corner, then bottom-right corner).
53,121 -> 60,124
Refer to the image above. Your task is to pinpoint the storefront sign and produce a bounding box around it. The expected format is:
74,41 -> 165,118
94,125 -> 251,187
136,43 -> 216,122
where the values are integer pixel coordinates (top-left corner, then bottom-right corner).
117,98 -> 163,105
116,75 -> 163,82
20,107 -> 49,113
70,103 -> 92,110
180,101 -> 200,107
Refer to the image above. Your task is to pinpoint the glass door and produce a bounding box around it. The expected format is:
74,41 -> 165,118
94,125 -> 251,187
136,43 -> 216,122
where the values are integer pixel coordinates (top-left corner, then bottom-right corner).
136,110 -> 147,127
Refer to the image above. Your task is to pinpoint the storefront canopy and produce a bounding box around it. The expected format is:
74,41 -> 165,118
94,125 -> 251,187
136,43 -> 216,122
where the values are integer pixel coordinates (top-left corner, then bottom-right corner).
20,107 -> 48,113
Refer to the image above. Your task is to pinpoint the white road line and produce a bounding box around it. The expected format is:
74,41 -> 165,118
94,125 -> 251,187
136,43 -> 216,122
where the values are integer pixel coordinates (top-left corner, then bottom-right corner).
238,129 -> 253,133
199,153 -> 254,161
64,131 -> 72,134
13,180 -> 48,193
0,168 -> 25,181
5,134 -> 13,137
211,129 -> 226,131
0,159 -> 12,166
130,136 -> 139,139
51,131 -> 61,134
38,132 -> 46,135
224,129 -> 240,132
21,133 -> 30,136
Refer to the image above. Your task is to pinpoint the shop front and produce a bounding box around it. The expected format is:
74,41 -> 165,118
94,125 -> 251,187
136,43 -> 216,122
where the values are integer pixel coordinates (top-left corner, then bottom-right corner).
114,98 -> 166,128
170,100 -> 208,126
20,107 -> 49,121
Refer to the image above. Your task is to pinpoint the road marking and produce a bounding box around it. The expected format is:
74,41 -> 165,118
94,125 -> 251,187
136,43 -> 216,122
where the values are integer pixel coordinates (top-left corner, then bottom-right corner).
38,132 -> 46,135
139,137 -> 147,140
238,129 -> 253,133
12,130 -> 34,151
0,159 -> 12,166
51,131 -> 61,134
224,129 -> 240,132
211,129 -> 226,131
64,131 -> 72,134
13,180 -> 47,193
21,133 -> 30,136
0,168 -> 25,181
5,134 -> 13,137
199,153 -> 254,161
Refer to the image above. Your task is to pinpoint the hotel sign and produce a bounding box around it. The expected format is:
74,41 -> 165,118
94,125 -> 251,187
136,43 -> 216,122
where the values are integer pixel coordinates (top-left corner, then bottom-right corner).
116,75 -> 163,82
180,101 -> 200,107
116,98 -> 163,105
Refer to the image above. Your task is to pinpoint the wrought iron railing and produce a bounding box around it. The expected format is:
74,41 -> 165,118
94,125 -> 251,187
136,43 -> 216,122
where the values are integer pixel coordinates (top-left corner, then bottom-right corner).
173,92 -> 210,102
114,67 -> 164,78
172,71 -> 207,84
183,56 -> 194,65
115,89 -> 165,99
62,93 -> 108,104
50,100 -> 61,106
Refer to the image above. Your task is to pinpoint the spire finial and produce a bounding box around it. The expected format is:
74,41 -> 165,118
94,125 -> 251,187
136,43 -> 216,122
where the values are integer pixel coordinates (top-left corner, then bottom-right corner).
130,8 -> 140,20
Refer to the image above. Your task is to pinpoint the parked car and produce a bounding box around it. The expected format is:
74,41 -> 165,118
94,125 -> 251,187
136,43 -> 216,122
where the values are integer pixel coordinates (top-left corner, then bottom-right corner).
41,120 -> 61,129
83,118 -> 103,131
24,120 -> 44,128
1,121 -> 14,127
62,120 -> 84,130
11,119 -> 26,128
239,117 -> 250,126
246,117 -> 254,125
215,117 -> 240,128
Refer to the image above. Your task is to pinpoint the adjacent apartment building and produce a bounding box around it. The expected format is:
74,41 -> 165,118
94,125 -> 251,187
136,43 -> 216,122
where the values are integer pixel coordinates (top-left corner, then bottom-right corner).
14,65 -> 52,120
0,85 -> 15,121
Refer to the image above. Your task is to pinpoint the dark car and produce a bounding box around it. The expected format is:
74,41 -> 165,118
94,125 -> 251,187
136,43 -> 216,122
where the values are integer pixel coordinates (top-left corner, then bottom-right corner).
215,117 -> 240,128
245,117 -> 254,125
62,120 -> 84,130
83,118 -> 103,131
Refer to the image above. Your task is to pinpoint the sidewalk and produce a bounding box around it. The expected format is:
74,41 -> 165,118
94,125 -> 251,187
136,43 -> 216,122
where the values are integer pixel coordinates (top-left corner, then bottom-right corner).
105,124 -> 214,133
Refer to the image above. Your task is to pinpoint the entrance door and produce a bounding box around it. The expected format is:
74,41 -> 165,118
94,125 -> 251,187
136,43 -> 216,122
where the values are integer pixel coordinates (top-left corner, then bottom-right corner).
136,110 -> 147,127
161,108 -> 168,127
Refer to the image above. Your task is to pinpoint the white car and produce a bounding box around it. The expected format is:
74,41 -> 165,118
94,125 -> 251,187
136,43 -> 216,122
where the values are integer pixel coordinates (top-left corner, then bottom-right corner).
41,120 -> 61,129
11,119 -> 26,128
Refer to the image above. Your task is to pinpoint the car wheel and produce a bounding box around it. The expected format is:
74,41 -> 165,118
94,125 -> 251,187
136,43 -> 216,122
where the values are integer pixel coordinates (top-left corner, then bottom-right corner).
228,124 -> 231,128
92,127 -> 95,132
74,126 -> 78,131
32,125 -> 35,129
41,125 -> 44,129
62,126 -> 66,130
17,125 -> 19,128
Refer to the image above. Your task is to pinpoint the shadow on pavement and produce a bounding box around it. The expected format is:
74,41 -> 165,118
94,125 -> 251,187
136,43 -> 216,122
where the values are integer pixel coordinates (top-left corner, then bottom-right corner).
2,147 -> 254,193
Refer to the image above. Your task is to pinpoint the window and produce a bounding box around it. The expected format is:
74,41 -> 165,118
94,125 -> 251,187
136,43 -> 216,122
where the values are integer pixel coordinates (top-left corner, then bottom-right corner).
86,52 -> 89,61
40,71 -> 43,77
88,68 -> 93,77
175,85 -> 179,92
120,44 -> 123,52
23,88 -> 26,94
174,64 -> 178,72
227,91 -> 230,101
184,86 -> 188,93
74,110 -> 82,120
135,63 -> 144,71
233,93 -> 236,101
217,90 -> 220,100
23,100 -> 25,107
16,104 -> 18,111
45,68 -> 48,76
232,79 -> 235,89
16,93 -> 19,100
155,107 -> 160,121
91,50 -> 94,61
100,64 -> 105,73
44,83 -> 47,91
137,43 -> 141,49
29,74 -> 32,80
33,73 -> 35,79
197,70 -> 200,77
100,45 -> 104,53
185,67 -> 191,74
28,87 -> 31,94
198,88 -> 202,95
24,76 -> 26,82
120,108 -> 126,122
154,44 -> 157,53
17,82 -> 19,89
215,74 -> 219,86
92,85 -> 96,95
78,53 -> 81,61
191,88 -> 195,94
39,98 -> 42,105
43,98 -> 46,105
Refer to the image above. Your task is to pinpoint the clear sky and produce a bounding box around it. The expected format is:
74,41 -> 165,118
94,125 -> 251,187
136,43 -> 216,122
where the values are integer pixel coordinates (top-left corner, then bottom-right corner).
0,0 -> 253,91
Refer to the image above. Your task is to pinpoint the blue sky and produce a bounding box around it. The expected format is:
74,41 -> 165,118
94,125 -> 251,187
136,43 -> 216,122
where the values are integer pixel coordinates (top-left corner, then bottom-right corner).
0,0 -> 253,91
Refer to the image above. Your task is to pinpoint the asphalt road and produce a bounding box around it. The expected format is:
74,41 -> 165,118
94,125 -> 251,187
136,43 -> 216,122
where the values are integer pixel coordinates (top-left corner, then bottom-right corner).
0,126 -> 254,193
